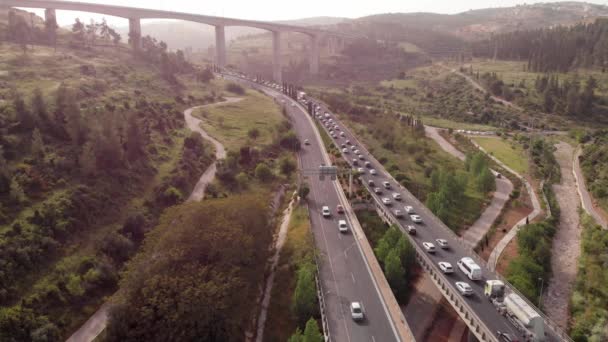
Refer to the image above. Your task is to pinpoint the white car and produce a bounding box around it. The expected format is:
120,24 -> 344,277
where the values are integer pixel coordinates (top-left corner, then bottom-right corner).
340,132 -> 346,137
354,150 -> 361,155
422,242 -> 436,253
394,209 -> 404,218
382,181 -> 391,189
436,239 -> 449,249
404,205 -> 414,213
342,148 -> 349,154
346,140 -> 351,145
357,167 -> 365,174
338,220 -> 349,233
374,187 -> 382,194
291,103 -> 296,107
410,214 -> 423,223
370,169 -> 377,176
438,261 -> 454,274
456,282 -> 473,296
304,139 -> 310,145
350,302 -> 364,321
350,145 -> 356,151
322,206 -> 331,217
382,198 -> 392,206
359,155 -> 365,161
392,193 -> 402,201
364,161 -> 372,168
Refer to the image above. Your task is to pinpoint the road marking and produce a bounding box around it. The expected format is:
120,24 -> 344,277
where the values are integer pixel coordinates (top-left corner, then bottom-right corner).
372,336 -> 376,342
351,272 -> 356,284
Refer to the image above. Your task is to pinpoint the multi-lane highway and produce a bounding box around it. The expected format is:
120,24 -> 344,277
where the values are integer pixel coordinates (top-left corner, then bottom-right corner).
309,100 -> 569,342
224,75 -> 403,342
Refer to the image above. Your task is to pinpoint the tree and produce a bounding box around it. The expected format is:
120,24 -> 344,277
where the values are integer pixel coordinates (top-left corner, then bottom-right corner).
72,18 -> 86,48
247,128 -> 260,140
292,263 -> 317,326
255,163 -> 273,182
303,318 -> 323,342
80,138 -> 97,176
384,249 -> 407,299
298,183 -> 310,200
197,68 -> 214,83
31,88 -> 50,130
280,156 -> 296,176
13,91 -> 36,131
125,114 -> 145,162
12,16 -> 30,54
9,177 -> 27,204
31,128 -> 44,159
287,328 -> 304,342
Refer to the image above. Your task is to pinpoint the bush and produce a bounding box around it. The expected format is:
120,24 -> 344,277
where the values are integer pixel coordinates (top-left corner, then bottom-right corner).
160,186 -> 183,206
225,83 -> 245,95
255,163 -> 273,182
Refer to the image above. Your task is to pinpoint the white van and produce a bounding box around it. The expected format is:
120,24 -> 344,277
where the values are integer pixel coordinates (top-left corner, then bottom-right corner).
457,257 -> 482,281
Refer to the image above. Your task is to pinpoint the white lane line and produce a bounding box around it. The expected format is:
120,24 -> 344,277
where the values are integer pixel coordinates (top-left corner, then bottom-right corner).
372,336 -> 376,342
351,272 -> 356,284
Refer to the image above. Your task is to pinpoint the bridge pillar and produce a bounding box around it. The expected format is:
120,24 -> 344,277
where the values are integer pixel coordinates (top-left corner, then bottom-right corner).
44,8 -> 57,43
44,8 -> 56,24
309,34 -> 320,75
128,18 -> 142,50
215,25 -> 226,68
272,31 -> 282,83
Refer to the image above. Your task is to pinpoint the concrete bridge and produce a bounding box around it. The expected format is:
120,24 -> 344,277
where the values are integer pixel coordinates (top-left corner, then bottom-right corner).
0,0 -> 348,82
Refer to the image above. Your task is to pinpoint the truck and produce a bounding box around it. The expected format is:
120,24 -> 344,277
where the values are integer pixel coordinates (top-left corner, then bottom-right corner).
484,280 -> 546,342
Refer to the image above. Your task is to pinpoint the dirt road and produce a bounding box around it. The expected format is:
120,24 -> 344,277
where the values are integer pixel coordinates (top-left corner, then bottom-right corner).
544,142 -> 581,329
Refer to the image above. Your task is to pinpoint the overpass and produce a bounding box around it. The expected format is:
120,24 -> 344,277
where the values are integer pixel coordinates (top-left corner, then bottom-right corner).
0,0 -> 348,82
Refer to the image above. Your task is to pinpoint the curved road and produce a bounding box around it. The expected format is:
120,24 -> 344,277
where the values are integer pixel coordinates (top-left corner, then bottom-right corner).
67,100 -> 237,342
424,126 -> 513,248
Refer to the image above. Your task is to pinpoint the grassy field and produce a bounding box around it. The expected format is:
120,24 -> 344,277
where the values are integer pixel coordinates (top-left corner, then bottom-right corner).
472,136 -> 529,175
423,116 -> 497,131
194,89 -> 284,152
265,204 -> 315,342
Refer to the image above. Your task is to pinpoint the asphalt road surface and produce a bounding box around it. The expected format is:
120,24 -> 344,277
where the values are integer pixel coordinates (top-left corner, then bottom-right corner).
227,76 -> 400,342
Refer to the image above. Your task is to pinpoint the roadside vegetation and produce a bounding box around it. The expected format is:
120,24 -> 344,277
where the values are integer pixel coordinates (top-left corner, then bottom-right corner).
265,205 -> 323,342
0,9 -> 224,339
580,130 -> 608,213
570,213 -> 608,342
471,136 -> 529,175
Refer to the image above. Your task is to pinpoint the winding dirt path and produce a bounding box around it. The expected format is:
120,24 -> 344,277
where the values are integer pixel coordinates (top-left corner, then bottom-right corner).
66,99 -> 240,342
544,142 -> 581,329
424,126 -> 513,247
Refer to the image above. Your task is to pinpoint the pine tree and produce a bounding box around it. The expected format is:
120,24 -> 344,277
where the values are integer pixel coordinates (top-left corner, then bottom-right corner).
80,138 -> 97,176
31,88 -> 50,130
9,177 -> 27,204
303,318 -> 323,342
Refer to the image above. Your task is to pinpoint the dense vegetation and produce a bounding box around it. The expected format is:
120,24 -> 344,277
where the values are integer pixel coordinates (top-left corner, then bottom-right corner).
0,9 -> 218,339
472,19 -> 608,73
580,130 -> 608,212
570,213 -> 608,342
374,226 -> 417,302
105,194 -> 273,341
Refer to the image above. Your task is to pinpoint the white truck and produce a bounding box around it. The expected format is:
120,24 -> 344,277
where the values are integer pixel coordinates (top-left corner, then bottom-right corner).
484,280 -> 546,342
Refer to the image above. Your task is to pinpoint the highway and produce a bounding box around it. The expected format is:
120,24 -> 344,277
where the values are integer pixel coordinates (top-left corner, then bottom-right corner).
308,100 -> 567,342
224,75 -> 402,342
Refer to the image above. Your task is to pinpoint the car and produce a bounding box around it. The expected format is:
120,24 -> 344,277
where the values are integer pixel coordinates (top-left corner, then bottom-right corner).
340,132 -> 346,137
369,169 -> 377,175
438,261 -> 454,274
436,239 -> 449,249
455,282 -> 473,296
341,143 -> 346,148
422,242 -> 436,253
329,129 -> 334,134
331,134 -> 337,139
350,302 -> 364,321
337,204 -> 344,214
350,145 -> 356,151
394,209 -> 404,218
357,167 -> 365,174
354,149 -> 361,155
304,139 -> 310,145
410,214 -> 423,223
368,180 -> 376,187
382,198 -> 392,206
407,225 -> 417,235
353,159 -> 359,166
404,205 -> 414,213
291,103 -> 296,107
496,331 -> 516,342
324,113 -> 330,118
322,206 -> 330,217
342,148 -> 349,154
364,161 -> 372,168
346,140 -> 351,145
382,181 -> 391,189
374,187 -> 382,194
392,193 -> 402,201
358,155 -> 365,160
338,220 -> 348,233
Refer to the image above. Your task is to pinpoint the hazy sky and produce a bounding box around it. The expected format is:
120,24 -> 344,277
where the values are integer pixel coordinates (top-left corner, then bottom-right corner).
22,0 -> 608,26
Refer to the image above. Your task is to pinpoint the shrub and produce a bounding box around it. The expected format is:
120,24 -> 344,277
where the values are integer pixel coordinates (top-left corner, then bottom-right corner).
255,163 -> 273,182
225,83 -> 245,95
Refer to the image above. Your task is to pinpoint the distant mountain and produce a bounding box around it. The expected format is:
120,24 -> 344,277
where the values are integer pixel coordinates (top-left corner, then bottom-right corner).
357,2 -> 608,41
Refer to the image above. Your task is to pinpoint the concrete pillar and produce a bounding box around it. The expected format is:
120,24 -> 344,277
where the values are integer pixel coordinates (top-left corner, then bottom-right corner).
128,18 -> 141,50
215,25 -> 226,68
309,34 -> 320,75
272,31 -> 282,83
44,8 -> 57,43
44,8 -> 56,25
